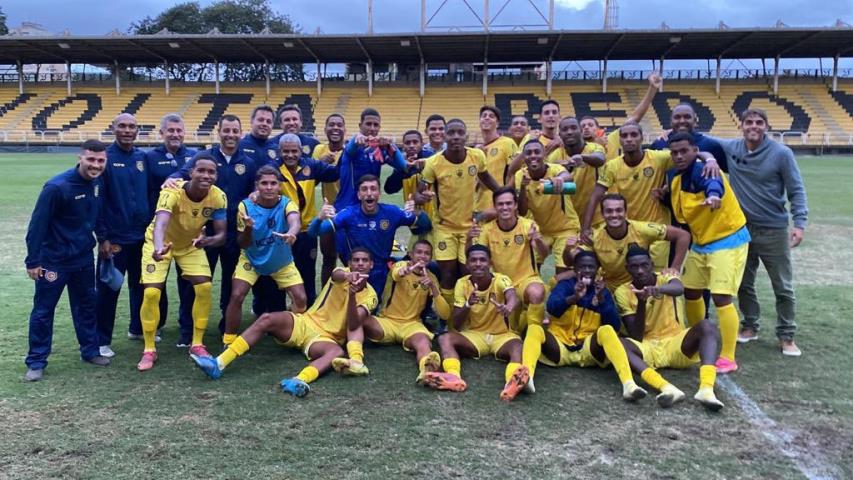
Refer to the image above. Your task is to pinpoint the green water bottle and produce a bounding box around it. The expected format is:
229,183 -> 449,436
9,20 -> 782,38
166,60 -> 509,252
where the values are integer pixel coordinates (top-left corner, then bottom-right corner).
541,180 -> 576,195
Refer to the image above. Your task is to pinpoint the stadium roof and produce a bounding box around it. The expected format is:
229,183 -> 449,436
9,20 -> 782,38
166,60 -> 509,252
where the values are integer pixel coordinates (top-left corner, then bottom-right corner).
0,27 -> 851,65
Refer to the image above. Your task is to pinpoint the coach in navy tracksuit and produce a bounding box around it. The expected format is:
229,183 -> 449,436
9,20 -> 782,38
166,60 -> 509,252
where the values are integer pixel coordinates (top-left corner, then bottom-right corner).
24,140 -> 112,381
145,113 -> 198,346
168,114 -> 257,334
95,114 -> 150,354
272,104 -> 320,157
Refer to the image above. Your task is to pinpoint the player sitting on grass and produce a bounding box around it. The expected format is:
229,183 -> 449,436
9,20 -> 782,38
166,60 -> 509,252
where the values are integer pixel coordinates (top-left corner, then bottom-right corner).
422,245 -> 531,402
363,240 -> 450,383
191,248 -> 378,397
138,154 -> 227,371
221,166 -> 306,346
615,246 -> 724,411
522,250 -> 647,401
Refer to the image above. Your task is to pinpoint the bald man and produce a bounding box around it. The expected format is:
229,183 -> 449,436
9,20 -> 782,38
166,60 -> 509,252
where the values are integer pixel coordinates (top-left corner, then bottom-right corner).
95,113 -> 153,357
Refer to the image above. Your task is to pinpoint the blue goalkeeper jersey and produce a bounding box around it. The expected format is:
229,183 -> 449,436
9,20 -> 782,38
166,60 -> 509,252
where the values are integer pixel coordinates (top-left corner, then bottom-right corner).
240,197 -> 298,275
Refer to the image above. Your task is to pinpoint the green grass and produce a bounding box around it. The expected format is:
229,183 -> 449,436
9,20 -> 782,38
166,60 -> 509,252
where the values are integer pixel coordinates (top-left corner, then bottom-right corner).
1,154 -> 851,479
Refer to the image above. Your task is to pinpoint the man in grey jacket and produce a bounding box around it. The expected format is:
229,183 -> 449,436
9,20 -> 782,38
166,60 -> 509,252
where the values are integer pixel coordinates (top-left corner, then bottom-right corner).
711,108 -> 808,357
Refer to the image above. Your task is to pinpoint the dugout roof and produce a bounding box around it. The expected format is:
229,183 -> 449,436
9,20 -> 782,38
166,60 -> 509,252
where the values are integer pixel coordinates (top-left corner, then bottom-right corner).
0,27 -> 851,65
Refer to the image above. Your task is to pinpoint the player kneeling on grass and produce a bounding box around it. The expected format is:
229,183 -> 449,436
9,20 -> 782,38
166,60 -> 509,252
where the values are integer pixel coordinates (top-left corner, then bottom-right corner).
615,246 -> 724,411
138,154 -> 227,371
423,245 -> 531,402
522,250 -> 647,402
192,248 -> 378,397
222,166 -> 307,346
363,240 -> 450,383
666,132 -> 750,374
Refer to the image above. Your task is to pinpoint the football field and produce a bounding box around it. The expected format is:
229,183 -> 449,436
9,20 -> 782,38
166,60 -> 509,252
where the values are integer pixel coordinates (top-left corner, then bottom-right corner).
0,153 -> 851,479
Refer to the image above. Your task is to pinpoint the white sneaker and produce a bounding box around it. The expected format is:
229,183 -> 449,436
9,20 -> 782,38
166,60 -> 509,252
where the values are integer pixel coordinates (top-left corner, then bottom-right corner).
99,345 -> 116,358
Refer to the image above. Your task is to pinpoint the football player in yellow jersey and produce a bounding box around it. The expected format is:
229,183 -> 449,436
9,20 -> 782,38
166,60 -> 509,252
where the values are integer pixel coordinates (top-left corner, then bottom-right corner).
191,248 -> 378,397
422,245 -> 532,402
570,193 -> 689,291
384,130 -> 435,251
615,246 -> 724,410
522,251 -> 648,401
476,105 -> 521,211
536,99 -> 561,150
363,240 -> 450,382
313,114 -> 346,285
667,132 -> 750,374
581,123 -> 719,268
513,140 -> 577,274
546,116 -> 607,227
508,114 -> 532,149
469,187 -> 549,334
138,155 -> 227,371
415,118 -> 501,313
580,116 -> 608,149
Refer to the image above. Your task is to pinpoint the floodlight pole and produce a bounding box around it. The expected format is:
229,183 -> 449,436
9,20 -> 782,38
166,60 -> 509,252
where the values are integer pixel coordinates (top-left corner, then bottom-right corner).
832,54 -> 839,92
715,56 -> 721,96
66,61 -> 72,95
17,61 -> 23,94
773,55 -> 780,95
164,60 -> 170,96
114,60 -> 121,96
214,60 -> 221,94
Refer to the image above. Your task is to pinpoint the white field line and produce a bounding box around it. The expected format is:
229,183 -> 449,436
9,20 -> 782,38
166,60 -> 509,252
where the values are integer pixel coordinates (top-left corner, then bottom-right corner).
717,376 -> 841,480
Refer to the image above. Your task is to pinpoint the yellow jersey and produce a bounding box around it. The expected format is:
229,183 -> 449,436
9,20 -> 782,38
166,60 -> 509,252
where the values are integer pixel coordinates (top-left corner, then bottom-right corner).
403,169 -> 434,220
313,143 -> 343,203
453,273 -> 515,334
605,129 -> 621,160
380,261 -> 450,322
670,166 -> 746,246
278,164 -> 316,232
476,136 -> 520,211
421,147 -> 487,232
546,141 -> 607,227
584,220 -> 668,290
474,216 -> 540,285
538,133 -> 556,147
307,267 -> 379,343
148,182 -> 227,252
514,163 -> 579,236
598,149 -> 673,226
614,272 -> 685,341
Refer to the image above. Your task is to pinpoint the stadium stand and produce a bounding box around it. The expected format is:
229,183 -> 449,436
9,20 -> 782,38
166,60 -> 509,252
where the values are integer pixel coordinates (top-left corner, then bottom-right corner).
0,79 -> 851,146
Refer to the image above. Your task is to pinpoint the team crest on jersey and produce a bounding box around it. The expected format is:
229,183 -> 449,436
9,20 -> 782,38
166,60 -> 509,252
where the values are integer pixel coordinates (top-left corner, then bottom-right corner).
302,145 -> 311,154
302,165 -> 311,177
268,149 -> 277,159
456,169 -> 463,178
136,160 -> 145,172
438,241 -> 447,250
503,239 -> 510,246
111,244 -> 122,254
44,270 -> 57,282
514,234 -> 524,245
170,159 -> 178,168
146,264 -> 156,273
234,164 -> 246,175
468,166 -> 477,176
643,167 -> 654,178
202,207 -> 213,218
489,147 -> 498,157
379,219 -> 390,231
243,262 -> 252,271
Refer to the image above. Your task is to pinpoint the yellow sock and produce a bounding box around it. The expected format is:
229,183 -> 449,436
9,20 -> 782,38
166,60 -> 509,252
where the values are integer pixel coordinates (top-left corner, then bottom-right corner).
596,325 -> 633,385
346,340 -> 364,363
296,365 -> 320,384
717,303 -> 738,361
526,302 -> 545,327
504,362 -> 522,383
141,288 -> 162,352
222,333 -> 237,346
442,358 -> 461,377
191,282 -> 212,346
699,364 -> 717,390
523,324 -> 545,379
217,335 -> 250,369
640,368 -> 669,391
418,355 -> 429,373
686,298 -> 705,327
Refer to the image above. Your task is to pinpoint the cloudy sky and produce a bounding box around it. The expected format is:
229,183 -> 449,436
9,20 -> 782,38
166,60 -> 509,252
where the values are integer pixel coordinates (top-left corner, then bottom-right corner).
2,0 -> 851,68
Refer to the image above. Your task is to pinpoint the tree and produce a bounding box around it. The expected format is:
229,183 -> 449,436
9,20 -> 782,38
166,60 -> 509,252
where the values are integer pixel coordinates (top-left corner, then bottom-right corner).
130,0 -> 302,82
0,7 -> 9,36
